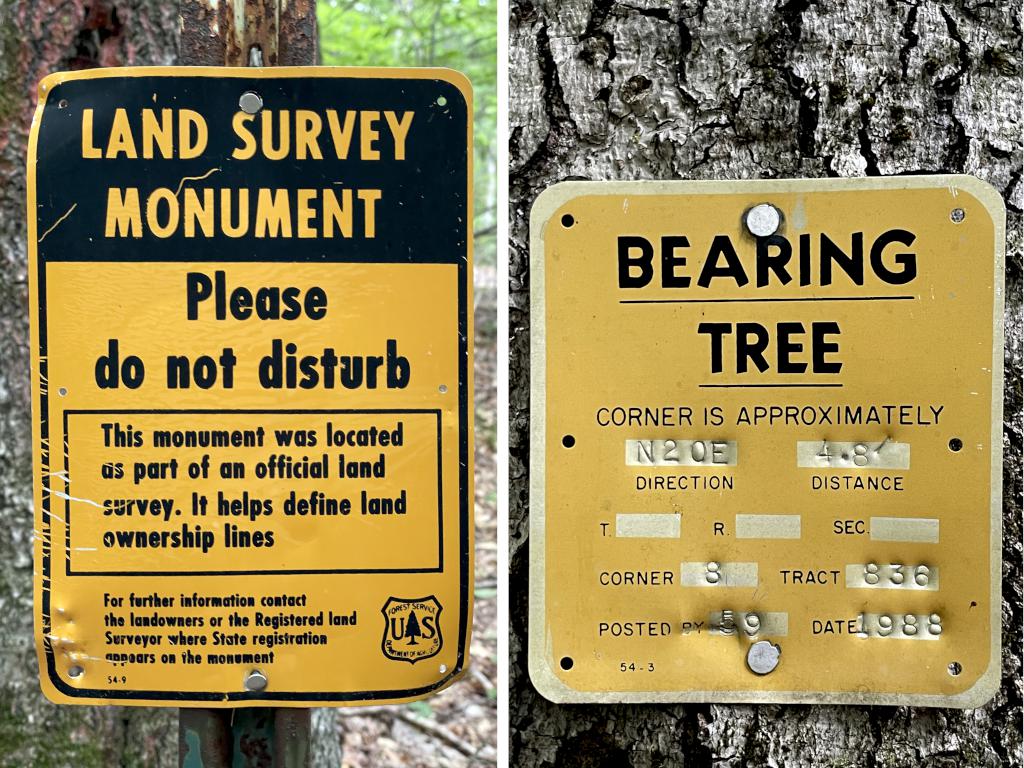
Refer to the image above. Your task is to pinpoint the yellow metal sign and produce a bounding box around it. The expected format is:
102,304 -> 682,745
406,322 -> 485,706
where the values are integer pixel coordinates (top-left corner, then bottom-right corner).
529,177 -> 1004,707
29,67 -> 473,706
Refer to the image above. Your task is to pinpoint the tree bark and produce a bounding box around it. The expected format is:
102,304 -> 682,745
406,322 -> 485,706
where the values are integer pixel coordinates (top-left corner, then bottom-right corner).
0,4 -> 179,764
508,1 -> 1022,766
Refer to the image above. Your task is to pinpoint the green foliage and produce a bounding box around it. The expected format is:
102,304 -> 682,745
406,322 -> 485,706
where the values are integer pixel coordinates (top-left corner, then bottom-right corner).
318,0 -> 497,265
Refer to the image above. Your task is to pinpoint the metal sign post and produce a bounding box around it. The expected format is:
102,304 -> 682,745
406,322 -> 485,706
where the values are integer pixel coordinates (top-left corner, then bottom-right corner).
177,4 -> 316,765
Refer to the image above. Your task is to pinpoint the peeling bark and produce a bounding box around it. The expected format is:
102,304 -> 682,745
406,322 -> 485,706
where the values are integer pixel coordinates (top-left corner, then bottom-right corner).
509,1 -> 1023,766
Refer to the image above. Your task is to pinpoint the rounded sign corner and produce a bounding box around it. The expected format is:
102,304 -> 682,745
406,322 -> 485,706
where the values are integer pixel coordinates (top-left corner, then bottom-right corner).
528,650 -> 578,704
945,175 -> 1007,224
529,182 -> 589,233
37,71 -> 67,101
39,662 -> 82,705
431,69 -> 474,107
947,651 -> 1002,710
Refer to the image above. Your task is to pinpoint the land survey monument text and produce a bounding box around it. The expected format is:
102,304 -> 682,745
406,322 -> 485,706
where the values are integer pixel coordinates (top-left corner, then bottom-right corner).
29,67 -> 473,706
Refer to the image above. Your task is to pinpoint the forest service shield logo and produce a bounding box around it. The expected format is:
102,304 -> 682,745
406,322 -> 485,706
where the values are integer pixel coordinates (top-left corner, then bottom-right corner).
381,596 -> 443,663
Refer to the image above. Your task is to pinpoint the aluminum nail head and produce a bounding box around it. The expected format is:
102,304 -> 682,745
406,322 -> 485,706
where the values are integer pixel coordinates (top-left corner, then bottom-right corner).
245,669 -> 268,692
745,203 -> 781,237
239,91 -> 263,115
746,640 -> 781,675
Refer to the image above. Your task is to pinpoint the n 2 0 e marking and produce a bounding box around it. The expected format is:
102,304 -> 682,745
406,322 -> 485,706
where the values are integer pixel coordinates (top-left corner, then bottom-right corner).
626,439 -> 737,466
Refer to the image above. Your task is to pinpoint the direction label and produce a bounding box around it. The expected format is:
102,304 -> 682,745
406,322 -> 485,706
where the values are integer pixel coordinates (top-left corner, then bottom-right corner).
29,67 -> 473,707
529,177 -> 1004,707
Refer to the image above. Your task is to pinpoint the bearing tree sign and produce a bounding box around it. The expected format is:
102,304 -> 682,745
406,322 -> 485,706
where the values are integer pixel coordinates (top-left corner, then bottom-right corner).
29,68 -> 473,706
529,177 -> 1004,707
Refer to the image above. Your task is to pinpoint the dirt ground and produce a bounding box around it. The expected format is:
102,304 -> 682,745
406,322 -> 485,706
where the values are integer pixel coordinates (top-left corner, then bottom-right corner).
336,268 -> 498,767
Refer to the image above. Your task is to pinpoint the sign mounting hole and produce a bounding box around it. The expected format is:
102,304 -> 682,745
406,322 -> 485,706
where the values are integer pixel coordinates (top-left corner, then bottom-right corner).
439,384 -> 448,394
561,213 -> 575,228
947,661 -> 962,676
950,207 -> 966,223
68,665 -> 84,678
562,435 -> 575,448
948,437 -> 963,452
58,99 -> 68,109
437,95 -> 448,107
58,387 -> 68,397
560,656 -> 574,670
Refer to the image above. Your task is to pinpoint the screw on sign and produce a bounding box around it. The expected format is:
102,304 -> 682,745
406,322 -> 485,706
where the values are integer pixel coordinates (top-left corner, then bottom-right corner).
746,641 -> 782,676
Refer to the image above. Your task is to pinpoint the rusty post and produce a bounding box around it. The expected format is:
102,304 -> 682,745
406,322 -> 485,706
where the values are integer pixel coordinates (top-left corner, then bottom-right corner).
179,708 -> 311,768
177,2 -> 316,765
179,708 -> 232,768
273,708 -> 312,767
179,0 -> 317,66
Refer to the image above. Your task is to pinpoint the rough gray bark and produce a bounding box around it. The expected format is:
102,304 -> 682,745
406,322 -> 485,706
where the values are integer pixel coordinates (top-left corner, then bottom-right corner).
0,3 -> 179,765
508,1 -> 1022,766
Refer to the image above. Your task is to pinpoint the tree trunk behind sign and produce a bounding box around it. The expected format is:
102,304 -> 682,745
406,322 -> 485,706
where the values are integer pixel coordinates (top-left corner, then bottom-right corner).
0,4 -> 181,764
508,1 -> 1021,765
0,3 -> 337,766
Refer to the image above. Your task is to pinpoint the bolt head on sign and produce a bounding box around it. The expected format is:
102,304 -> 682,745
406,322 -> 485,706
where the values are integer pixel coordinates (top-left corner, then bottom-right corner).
529,177 -> 1004,708
28,67 -> 473,707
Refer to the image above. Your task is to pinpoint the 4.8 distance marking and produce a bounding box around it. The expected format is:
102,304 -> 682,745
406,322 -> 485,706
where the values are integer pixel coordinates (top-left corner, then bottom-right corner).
627,438 -> 909,469
802,439 -> 910,469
